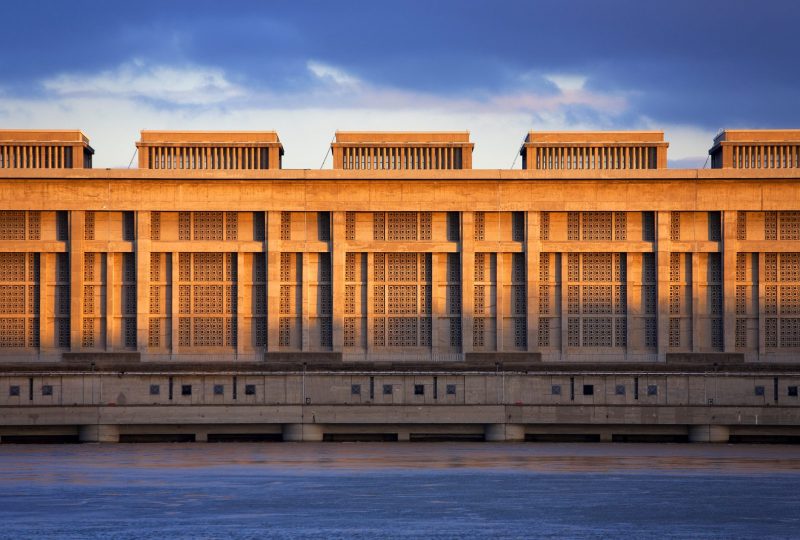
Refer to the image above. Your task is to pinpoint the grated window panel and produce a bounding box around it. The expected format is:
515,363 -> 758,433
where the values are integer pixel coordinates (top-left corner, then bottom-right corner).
56,211 -> 69,241
735,318 -> 747,349
194,211 -> 224,241
779,253 -> 800,282
645,318 -> 657,348
567,285 -> 580,314
780,286 -> 800,315
27,211 -> 41,240
83,252 -> 95,282
567,253 -> 580,282
614,317 -> 627,347
538,318 -> 550,347
539,285 -> 550,315
449,318 -> 462,348
736,212 -> 746,241
474,253 -> 486,282
514,317 -> 527,348
320,318 -> 332,348
567,317 -> 580,347
82,318 -> 94,348
419,212 -> 432,240
447,285 -> 461,314
642,212 -> 655,242
421,284 -> 431,314
766,318 -> 778,348
512,212 -> 525,242
447,212 -> 460,242
780,212 -> 800,241
614,212 -> 627,241
512,285 -> 526,315
582,253 -> 613,282
225,212 -> 238,241
669,285 -> 681,314
0,317 -> 26,348
512,253 -> 525,283
84,211 -> 95,240
0,211 -> 25,240
765,285 -> 777,315
57,318 -> 70,348
178,212 -> 191,241
474,211 -> 485,241
318,212 -> 331,242
373,285 -> 385,314
387,316 -> 418,347
253,211 -> 265,241
474,285 -> 485,315
539,253 -> 550,283
709,253 -> 722,283
344,317 -> 356,348
669,318 -> 680,348
780,318 -> 800,348
765,212 -> 777,240
388,253 -> 418,282
278,318 -> 291,347
583,212 -> 612,241
567,212 -> 580,240
148,318 -> 160,348
387,212 -> 417,241
420,317 -> 432,347
708,212 -> 722,241
736,285 -> 747,315
711,318 -> 723,350
709,285 -> 722,315
670,212 -> 680,241
540,212 -> 550,241
150,212 -> 160,240
736,253 -> 746,282
280,212 -> 291,241
345,212 -> 356,240
373,212 -> 385,240
473,316 -> 485,348
373,317 -> 385,347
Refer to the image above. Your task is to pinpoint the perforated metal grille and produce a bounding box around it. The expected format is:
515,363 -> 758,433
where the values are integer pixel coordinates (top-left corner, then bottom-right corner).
387,212 -> 417,240
643,212 -> 655,242
538,318 -> 550,347
567,212 -> 579,240
84,211 -> 95,240
708,212 -> 721,241
779,212 -> 800,241
280,212 -> 291,241
540,212 -> 550,241
512,212 -> 525,242
151,211 -> 161,240
373,212 -> 385,241
582,212 -> 612,240
736,212 -> 746,240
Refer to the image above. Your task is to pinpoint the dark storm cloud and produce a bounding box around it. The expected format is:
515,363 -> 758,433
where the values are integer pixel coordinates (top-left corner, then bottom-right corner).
0,0 -> 797,129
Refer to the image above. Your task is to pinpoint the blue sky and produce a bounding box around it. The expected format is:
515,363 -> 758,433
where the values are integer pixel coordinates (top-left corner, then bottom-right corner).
0,0 -> 797,168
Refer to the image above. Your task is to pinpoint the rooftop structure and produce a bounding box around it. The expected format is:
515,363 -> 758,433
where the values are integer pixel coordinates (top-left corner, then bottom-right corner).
331,131 -> 473,170
136,130 -> 284,170
0,129 -> 93,169
520,131 -> 668,170
709,129 -> 800,169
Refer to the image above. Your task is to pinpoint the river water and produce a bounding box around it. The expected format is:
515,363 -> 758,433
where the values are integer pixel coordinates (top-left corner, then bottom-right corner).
1,442 -> 799,539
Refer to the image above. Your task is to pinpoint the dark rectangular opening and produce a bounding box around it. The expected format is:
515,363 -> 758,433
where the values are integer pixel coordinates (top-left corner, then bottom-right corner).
351,384 -> 361,396
583,384 -> 594,396
570,377 -> 575,401
323,433 -> 399,442
525,434 -> 602,443
245,384 -> 256,396
1,435 -> 80,444
208,433 -> 283,443
409,433 -> 484,442
383,384 -> 392,395
433,376 -> 438,399
168,377 -> 173,400
213,384 -> 224,396
612,434 -> 689,443
414,384 -> 425,396
369,376 -> 375,400
119,434 -> 196,443
634,377 -> 639,400
233,376 -> 238,400
774,377 -> 779,402
28,377 -> 33,401
446,384 -> 456,395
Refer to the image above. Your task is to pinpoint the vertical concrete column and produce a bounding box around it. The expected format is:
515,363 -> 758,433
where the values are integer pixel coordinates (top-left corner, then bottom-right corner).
282,423 -> 324,442
331,212 -> 345,352
461,212 -> 475,355
266,212 -> 281,352
484,423 -> 525,442
560,251 -> 568,361
626,252 -> 638,357
69,211 -> 85,350
692,252 -> 701,352
496,252 -> 505,351
237,251 -> 249,356
688,424 -> 730,443
170,252 -> 179,355
135,212 -> 151,355
526,212 -> 541,353
722,211 -> 737,352
656,211 -> 672,361
431,252 -> 441,357
758,251 -> 766,359
39,253 -> 53,354
105,252 -> 115,350
366,252 -> 374,355
301,250 -> 310,351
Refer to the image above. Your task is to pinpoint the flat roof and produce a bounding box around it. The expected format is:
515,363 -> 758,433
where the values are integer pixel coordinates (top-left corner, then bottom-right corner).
139,130 -> 281,144
713,129 -> 800,145
525,131 -> 665,144
334,131 -> 471,144
0,129 -> 90,144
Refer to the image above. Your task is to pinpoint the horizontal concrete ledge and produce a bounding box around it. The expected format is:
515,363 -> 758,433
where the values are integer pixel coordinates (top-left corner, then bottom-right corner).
3,404 -> 799,427
2,361 -> 800,375
263,352 -> 343,363
62,352 -> 141,364
666,353 -> 745,365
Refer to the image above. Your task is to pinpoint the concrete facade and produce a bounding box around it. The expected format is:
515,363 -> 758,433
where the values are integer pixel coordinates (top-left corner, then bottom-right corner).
1,128 -> 800,442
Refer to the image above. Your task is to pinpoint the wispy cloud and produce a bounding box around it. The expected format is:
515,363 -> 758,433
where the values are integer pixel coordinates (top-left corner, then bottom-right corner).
42,59 -> 243,105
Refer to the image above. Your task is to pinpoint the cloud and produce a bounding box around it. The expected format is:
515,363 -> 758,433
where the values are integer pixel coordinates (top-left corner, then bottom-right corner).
0,58 -> 718,169
42,59 -> 243,105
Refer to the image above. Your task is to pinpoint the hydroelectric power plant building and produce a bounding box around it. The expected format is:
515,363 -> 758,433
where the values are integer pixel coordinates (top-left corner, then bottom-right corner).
1,127 -> 800,443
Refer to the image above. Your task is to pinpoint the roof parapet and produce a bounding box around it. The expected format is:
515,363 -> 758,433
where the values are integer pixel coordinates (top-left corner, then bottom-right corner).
709,130 -> 800,169
520,130 -> 668,170
0,129 -> 94,169
331,131 -> 473,170
136,130 -> 284,170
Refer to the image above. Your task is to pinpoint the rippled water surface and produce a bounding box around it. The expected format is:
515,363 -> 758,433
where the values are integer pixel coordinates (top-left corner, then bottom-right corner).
1,442 -> 799,539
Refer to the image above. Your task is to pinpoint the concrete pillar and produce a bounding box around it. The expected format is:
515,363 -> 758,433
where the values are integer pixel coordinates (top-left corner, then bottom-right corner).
135,211 -> 151,355
461,211 -> 475,355
688,424 -> 730,443
79,424 -> 120,443
195,432 -> 208,442
526,211 -> 541,354
484,423 -> 525,442
282,423 -> 324,442
396,431 -> 410,442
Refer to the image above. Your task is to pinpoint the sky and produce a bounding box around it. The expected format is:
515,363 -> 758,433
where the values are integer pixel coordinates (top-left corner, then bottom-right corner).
0,0 -> 797,169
